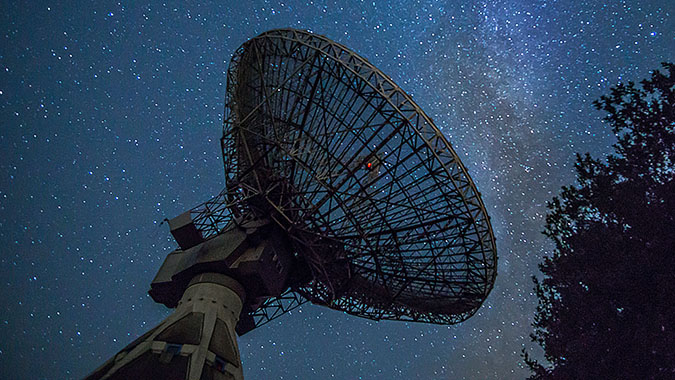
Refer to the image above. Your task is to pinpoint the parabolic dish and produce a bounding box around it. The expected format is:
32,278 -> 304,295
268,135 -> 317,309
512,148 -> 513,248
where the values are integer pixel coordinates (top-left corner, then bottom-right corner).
209,29 -> 496,324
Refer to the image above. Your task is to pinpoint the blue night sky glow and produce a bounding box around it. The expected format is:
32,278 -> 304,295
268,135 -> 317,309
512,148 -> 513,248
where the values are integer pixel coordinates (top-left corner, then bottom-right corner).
1,1 -> 673,378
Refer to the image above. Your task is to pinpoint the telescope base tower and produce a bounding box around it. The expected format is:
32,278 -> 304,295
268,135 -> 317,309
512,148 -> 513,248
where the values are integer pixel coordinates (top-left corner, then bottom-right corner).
86,273 -> 245,380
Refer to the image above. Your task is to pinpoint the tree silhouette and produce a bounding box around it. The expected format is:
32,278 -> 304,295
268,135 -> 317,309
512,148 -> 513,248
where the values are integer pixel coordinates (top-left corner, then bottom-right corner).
525,62 -> 675,379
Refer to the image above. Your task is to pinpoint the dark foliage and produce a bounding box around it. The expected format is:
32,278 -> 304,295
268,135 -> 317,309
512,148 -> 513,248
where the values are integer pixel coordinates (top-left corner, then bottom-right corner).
525,62 -> 675,379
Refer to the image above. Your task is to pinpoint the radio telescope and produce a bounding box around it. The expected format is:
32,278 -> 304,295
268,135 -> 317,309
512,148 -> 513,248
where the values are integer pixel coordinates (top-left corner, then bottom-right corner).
86,29 -> 497,380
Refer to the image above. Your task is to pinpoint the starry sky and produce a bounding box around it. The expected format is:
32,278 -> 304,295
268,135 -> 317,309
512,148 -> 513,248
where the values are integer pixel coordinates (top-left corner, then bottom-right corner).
1,1 -> 672,379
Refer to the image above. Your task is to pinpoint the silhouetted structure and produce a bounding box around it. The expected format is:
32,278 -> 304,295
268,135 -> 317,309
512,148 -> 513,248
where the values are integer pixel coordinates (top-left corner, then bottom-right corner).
87,29 -> 497,380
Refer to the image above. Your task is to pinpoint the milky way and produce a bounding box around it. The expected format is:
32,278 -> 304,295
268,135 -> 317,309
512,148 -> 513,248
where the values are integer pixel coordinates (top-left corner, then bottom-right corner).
1,1 -> 672,378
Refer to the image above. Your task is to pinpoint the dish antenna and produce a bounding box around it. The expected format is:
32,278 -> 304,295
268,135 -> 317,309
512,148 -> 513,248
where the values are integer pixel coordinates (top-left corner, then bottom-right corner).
86,29 -> 497,380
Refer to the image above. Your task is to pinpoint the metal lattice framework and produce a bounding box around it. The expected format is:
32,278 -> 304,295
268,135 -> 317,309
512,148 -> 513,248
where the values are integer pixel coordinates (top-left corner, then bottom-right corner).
189,29 -> 496,328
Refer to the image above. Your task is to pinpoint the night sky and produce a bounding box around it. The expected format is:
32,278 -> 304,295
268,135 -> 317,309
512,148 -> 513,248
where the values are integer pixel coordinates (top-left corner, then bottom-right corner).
1,1 -> 673,379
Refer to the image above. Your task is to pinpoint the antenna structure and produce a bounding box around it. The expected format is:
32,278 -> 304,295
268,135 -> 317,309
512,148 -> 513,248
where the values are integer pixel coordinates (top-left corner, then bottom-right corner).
86,29 -> 497,380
